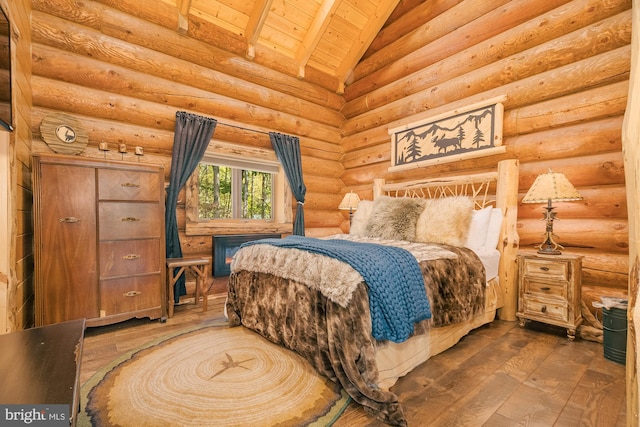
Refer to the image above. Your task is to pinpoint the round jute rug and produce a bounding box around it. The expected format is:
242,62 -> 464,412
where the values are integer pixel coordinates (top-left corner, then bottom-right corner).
79,324 -> 349,427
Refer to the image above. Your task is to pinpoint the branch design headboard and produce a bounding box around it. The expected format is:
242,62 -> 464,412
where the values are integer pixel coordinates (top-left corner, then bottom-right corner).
374,171 -> 498,209
372,159 -> 520,321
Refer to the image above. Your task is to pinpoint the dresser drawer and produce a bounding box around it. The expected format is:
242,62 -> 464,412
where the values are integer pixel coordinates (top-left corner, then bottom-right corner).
99,239 -> 161,278
99,202 -> 162,240
521,297 -> 568,322
522,278 -> 567,299
99,275 -> 162,316
522,258 -> 569,280
98,169 -> 162,202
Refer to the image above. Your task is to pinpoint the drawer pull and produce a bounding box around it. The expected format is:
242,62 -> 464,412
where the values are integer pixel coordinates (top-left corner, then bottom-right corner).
540,286 -> 551,291
121,182 -> 140,188
123,254 -> 140,260
123,291 -> 141,297
541,305 -> 547,313
59,217 -> 80,223
539,266 -> 550,272
121,217 -> 140,222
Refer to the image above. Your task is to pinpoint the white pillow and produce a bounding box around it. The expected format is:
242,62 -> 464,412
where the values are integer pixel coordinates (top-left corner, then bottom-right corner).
484,208 -> 504,250
464,206 -> 492,251
349,200 -> 373,236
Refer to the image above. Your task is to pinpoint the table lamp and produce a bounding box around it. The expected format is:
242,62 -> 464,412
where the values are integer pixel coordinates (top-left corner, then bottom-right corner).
522,170 -> 583,255
339,191 -> 360,225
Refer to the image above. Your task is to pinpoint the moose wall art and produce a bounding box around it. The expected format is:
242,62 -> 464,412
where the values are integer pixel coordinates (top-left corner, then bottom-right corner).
388,98 -> 505,171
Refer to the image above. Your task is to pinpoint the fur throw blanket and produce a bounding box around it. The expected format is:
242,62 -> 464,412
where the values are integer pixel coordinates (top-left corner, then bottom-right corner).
236,235 -> 433,342
231,234 -> 457,308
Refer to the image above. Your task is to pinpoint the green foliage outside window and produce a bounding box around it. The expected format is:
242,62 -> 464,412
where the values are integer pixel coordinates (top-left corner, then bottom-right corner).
198,164 -> 273,220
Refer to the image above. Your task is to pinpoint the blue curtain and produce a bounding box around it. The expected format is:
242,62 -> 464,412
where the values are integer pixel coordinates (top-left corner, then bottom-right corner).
269,132 -> 306,235
166,111 -> 217,301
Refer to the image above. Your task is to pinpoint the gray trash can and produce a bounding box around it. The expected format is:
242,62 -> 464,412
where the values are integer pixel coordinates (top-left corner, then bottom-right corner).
597,297 -> 628,365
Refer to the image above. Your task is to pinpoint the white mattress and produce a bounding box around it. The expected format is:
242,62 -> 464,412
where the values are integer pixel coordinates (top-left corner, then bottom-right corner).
473,248 -> 501,283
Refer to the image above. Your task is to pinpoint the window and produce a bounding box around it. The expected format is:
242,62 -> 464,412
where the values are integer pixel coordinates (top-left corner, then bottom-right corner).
197,161 -> 274,220
185,148 -> 292,236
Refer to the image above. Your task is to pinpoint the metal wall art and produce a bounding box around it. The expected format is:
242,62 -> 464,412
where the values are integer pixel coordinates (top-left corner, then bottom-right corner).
388,97 -> 506,171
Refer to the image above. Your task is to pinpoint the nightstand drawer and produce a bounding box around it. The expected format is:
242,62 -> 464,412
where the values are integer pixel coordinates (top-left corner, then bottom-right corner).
522,278 -> 566,299
522,297 -> 568,322
522,258 -> 569,280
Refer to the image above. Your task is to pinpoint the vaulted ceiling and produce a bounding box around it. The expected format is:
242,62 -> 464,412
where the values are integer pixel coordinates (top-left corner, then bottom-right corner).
163,0 -> 401,93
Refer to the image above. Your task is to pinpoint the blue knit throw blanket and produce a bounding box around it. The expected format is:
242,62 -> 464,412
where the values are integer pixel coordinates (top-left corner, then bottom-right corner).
241,235 -> 431,342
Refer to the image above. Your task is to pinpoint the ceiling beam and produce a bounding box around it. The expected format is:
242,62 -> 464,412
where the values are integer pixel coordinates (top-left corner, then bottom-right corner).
294,0 -> 339,79
245,0 -> 274,60
335,0 -> 400,93
176,0 -> 192,34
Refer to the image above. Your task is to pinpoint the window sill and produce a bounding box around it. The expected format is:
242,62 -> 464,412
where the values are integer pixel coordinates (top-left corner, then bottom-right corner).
185,220 -> 292,236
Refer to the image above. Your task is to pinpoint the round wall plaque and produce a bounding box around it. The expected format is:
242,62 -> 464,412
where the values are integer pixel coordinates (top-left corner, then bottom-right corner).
40,113 -> 89,155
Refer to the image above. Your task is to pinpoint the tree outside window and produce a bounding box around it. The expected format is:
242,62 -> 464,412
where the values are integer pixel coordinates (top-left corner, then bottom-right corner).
185,148 -> 292,236
197,163 -> 273,220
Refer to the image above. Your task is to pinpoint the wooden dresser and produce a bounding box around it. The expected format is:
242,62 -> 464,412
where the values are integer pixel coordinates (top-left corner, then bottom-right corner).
33,154 -> 166,327
516,253 -> 583,340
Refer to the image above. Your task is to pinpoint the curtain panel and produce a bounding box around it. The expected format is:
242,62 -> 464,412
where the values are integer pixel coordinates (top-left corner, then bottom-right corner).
166,111 -> 217,301
269,132 -> 307,235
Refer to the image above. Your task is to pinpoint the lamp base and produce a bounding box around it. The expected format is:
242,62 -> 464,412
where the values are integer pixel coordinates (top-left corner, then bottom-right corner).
536,203 -> 563,255
537,244 -> 562,255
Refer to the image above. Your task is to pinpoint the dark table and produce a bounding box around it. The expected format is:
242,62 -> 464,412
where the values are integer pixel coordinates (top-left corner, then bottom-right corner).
0,318 -> 85,426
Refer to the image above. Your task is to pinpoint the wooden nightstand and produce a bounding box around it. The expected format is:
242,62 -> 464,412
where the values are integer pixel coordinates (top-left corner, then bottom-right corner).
516,253 -> 583,340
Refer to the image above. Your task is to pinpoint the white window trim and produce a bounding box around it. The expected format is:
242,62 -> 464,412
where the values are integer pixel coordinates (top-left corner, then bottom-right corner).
185,142 -> 293,236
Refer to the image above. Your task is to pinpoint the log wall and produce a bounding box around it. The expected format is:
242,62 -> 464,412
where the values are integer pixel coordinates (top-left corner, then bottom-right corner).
622,0 -> 639,420
341,0 -> 633,309
28,0 -> 346,275
0,0 -> 34,332
5,0 -> 632,328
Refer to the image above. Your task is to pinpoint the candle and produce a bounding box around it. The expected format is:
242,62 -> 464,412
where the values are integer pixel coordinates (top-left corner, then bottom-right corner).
135,146 -> 144,156
118,143 -> 127,153
99,141 -> 109,151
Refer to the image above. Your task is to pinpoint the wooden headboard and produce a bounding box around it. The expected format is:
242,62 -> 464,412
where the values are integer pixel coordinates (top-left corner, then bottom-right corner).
372,159 -> 520,321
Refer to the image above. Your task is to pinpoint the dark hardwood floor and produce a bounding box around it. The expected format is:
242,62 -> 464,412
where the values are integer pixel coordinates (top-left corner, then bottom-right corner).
80,282 -> 626,426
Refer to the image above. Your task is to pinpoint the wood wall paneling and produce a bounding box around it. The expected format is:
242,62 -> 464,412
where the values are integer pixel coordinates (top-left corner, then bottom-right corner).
25,0 -> 349,290
341,45 -> 630,137
340,0 -> 632,304
0,0 -> 33,332
16,0 -> 634,335
32,0 -> 345,104
13,0 -> 637,418
345,0 -> 628,103
622,1 -> 639,420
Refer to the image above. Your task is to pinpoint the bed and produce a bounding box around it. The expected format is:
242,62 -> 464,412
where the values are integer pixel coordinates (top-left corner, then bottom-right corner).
225,159 -> 519,426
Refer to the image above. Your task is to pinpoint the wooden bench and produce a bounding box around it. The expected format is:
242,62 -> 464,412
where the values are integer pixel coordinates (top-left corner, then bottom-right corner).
166,257 -> 210,318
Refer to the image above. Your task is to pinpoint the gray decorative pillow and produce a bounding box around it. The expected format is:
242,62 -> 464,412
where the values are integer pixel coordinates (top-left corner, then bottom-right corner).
365,196 -> 425,241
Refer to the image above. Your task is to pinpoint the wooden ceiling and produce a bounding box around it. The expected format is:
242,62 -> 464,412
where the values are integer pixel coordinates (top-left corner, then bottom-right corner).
165,0 -> 401,93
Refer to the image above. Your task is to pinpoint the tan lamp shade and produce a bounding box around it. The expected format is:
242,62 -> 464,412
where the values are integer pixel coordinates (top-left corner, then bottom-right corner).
522,170 -> 583,203
522,170 -> 583,255
339,192 -> 361,210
